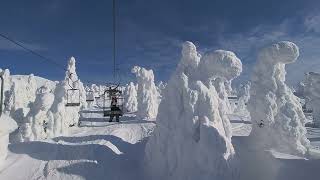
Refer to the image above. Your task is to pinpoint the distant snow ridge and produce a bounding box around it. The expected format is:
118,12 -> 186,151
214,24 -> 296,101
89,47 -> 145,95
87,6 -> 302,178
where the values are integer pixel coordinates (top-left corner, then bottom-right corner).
124,82 -> 138,112
132,66 -> 160,120
247,41 -> 310,155
144,41 -> 242,180
50,57 -> 86,136
304,72 -> 320,126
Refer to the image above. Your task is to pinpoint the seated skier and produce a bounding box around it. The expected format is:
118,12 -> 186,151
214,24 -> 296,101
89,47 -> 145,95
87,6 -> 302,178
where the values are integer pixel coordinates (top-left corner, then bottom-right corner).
109,96 -> 120,122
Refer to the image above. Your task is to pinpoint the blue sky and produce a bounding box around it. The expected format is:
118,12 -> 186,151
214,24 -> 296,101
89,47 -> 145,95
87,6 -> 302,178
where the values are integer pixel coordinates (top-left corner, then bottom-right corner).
0,0 -> 320,86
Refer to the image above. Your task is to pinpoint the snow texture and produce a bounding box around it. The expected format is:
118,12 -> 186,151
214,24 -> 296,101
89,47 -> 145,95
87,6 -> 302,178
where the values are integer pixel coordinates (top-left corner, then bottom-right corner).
0,114 -> 17,167
304,72 -> 320,126
247,41 -> 310,155
124,82 -> 138,112
131,66 -> 160,120
144,41 -> 242,180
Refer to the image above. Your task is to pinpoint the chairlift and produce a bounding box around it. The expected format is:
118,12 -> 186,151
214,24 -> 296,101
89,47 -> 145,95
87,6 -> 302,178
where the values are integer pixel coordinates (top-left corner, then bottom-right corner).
86,90 -> 95,102
66,72 -> 81,107
103,85 -> 124,119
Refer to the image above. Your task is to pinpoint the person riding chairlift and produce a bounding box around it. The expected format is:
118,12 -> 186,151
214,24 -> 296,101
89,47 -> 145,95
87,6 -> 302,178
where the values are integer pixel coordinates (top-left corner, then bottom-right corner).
109,96 -> 120,122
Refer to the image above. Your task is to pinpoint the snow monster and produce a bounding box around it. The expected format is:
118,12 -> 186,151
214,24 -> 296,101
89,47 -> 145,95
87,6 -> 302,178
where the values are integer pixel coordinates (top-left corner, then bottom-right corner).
144,41 -> 242,180
248,41 -> 310,155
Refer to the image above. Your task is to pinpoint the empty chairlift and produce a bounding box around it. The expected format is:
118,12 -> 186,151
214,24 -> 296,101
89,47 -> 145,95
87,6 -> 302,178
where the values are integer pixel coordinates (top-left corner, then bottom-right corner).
86,89 -> 95,102
66,73 -> 81,107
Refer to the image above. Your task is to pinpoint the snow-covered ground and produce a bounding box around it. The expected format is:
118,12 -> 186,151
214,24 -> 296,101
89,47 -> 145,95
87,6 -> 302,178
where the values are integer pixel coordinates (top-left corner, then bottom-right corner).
1,113 -> 320,180
0,113 -> 155,180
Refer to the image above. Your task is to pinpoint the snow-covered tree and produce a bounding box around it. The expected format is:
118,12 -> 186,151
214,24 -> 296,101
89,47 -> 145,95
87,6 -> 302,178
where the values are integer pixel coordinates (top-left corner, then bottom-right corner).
131,66 -> 160,120
144,41 -> 242,180
124,82 -> 138,112
21,84 -> 55,141
247,41 -> 309,155
50,57 -> 86,136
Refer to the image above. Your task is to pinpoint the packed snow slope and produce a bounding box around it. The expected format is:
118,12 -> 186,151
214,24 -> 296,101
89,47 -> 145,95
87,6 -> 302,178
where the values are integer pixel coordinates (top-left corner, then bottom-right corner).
0,114 -> 156,180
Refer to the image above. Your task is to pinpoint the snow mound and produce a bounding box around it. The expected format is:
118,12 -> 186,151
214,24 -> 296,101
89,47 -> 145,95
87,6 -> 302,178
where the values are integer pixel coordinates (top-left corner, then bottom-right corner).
131,66 -> 160,120
124,82 -> 138,112
0,114 -> 17,167
247,41 -> 310,155
144,41 -> 241,180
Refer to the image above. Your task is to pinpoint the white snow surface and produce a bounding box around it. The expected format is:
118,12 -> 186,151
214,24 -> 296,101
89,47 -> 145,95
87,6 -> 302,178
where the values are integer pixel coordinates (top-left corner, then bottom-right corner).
247,41 -> 310,155
124,82 -> 138,112
144,41 -> 242,180
131,66 -> 160,120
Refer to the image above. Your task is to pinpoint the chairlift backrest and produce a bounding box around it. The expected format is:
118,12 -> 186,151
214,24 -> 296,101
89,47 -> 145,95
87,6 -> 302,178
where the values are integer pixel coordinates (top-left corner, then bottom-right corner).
66,88 -> 81,107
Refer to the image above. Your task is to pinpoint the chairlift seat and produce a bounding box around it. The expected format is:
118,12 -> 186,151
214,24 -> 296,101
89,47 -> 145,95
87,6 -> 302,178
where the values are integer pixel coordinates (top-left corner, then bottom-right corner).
66,102 -> 81,107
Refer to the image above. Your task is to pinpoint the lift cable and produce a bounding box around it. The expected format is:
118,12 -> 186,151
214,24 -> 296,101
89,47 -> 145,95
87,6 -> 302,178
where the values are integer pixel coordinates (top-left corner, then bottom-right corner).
0,33 -> 113,86
0,33 -> 68,72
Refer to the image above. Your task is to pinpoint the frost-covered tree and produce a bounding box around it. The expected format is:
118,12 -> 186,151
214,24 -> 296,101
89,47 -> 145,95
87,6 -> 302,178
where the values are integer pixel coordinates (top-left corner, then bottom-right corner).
21,84 -> 55,141
304,72 -> 320,126
131,66 -> 160,120
124,82 -> 138,112
247,41 -> 309,155
50,57 -> 86,136
144,41 -> 242,180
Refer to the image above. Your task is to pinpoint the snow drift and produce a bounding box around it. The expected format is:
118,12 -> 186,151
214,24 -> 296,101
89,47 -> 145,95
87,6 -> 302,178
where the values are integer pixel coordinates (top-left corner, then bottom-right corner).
144,41 -> 242,180
247,41 -> 309,155
132,66 -> 160,120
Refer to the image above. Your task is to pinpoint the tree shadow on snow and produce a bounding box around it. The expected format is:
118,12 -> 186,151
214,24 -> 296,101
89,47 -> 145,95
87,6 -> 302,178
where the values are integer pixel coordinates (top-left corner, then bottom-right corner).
9,135 -> 149,180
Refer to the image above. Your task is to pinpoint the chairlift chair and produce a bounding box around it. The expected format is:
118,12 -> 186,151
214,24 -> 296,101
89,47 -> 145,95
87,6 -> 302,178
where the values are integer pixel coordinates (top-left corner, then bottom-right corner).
65,72 -> 81,107
86,90 -> 95,102
66,88 -> 81,107
103,86 -> 124,117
